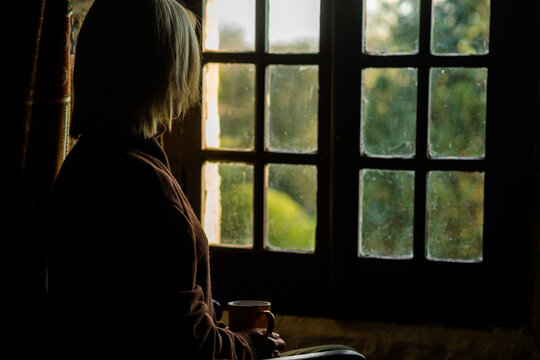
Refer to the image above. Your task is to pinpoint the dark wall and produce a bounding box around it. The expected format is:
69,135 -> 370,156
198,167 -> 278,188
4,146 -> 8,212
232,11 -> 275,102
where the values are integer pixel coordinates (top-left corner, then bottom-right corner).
533,2 -> 540,344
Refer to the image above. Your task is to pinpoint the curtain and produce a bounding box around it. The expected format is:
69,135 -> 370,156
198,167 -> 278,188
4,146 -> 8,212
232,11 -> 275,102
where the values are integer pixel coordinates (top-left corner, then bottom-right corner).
19,1 -> 73,199
3,0 -> 73,352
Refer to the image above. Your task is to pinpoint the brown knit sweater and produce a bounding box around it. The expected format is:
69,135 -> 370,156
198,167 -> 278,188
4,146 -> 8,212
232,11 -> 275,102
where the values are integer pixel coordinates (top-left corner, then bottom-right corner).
51,133 -> 255,359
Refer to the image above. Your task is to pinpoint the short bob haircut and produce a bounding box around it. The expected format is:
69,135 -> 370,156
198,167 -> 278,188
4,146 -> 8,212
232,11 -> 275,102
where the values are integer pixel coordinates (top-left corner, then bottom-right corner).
70,0 -> 201,139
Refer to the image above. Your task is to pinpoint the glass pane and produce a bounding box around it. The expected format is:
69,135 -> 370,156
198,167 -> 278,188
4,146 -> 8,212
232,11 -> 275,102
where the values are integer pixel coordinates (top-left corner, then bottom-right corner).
432,0 -> 490,55
362,68 -> 417,157
429,68 -> 487,158
202,162 -> 253,247
203,0 -> 255,52
363,0 -> 420,54
266,65 -> 318,152
268,0 -> 320,53
203,63 -> 255,150
427,171 -> 484,262
266,164 -> 317,252
359,169 -> 415,259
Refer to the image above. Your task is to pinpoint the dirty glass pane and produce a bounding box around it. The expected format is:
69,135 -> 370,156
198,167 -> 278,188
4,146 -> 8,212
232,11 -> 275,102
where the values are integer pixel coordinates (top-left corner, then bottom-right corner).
203,63 -> 255,150
432,0 -> 490,55
202,162 -> 253,247
364,0 -> 420,54
203,0 -> 255,52
362,68 -> 417,157
266,164 -> 317,252
266,65 -> 318,152
429,68 -> 487,158
359,169 -> 414,259
268,0 -> 320,53
427,171 -> 484,262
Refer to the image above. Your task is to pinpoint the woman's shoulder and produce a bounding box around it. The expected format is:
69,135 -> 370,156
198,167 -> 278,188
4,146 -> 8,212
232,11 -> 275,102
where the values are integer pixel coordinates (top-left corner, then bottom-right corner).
55,135 -> 171,201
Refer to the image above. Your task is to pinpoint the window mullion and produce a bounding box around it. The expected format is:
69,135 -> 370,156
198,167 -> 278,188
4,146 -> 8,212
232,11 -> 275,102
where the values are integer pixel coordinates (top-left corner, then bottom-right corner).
414,65 -> 430,263
419,0 -> 433,58
253,0 -> 268,252
411,0 -> 433,262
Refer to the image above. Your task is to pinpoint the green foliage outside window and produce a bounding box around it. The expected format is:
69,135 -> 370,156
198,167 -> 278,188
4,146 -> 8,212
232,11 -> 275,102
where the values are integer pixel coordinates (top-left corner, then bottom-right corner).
212,0 -> 488,258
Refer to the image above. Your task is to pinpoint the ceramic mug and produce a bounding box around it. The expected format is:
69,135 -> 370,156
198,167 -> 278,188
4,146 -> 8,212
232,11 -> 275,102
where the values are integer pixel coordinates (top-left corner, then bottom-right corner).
228,300 -> 275,336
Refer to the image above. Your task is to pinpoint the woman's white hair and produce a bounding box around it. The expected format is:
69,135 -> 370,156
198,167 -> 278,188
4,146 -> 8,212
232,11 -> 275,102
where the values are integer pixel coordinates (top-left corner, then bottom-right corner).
70,0 -> 201,139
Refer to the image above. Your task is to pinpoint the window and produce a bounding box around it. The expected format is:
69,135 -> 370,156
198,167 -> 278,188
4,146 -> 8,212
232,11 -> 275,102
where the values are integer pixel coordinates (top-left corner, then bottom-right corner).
200,0 -> 322,255
166,0 -> 538,325
358,0 -> 489,263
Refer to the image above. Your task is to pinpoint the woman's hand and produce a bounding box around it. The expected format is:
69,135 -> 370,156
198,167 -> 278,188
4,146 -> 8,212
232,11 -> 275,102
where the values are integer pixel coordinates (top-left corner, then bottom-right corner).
238,328 -> 286,358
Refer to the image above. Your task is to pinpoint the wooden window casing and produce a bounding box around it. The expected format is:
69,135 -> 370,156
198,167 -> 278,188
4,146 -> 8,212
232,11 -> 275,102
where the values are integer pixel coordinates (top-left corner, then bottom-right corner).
164,0 -> 539,326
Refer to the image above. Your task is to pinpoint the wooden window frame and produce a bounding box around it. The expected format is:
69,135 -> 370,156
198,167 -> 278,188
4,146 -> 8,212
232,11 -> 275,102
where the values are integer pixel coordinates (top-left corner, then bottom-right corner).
165,0 -> 334,315
165,0 -> 539,327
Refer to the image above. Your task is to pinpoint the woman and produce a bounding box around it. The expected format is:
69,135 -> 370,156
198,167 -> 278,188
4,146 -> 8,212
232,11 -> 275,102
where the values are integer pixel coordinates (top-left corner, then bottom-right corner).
52,0 -> 285,358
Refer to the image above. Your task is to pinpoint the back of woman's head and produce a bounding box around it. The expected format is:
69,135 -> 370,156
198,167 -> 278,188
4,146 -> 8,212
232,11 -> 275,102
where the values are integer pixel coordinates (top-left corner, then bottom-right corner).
70,0 -> 200,139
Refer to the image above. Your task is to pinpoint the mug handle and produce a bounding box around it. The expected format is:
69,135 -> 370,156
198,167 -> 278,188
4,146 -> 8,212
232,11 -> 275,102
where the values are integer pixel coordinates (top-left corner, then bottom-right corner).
261,310 -> 275,336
